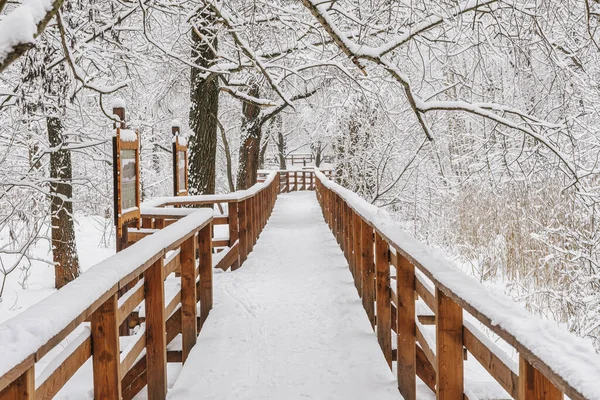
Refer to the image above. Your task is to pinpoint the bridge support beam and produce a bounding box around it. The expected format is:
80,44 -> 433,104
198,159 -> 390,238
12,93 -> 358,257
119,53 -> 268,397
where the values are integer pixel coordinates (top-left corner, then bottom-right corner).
396,253 -> 416,400
436,289 -> 464,400
181,235 -> 197,363
91,293 -> 122,400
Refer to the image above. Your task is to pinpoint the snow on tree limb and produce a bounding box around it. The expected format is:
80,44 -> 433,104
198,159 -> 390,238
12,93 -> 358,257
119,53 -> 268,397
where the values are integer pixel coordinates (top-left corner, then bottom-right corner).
300,0 -> 579,180
0,0 -> 65,73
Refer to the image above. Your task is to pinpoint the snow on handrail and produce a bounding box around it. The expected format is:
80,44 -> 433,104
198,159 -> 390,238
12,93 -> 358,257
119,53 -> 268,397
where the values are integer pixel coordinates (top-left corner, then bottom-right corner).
0,209 -> 213,381
141,171 -> 278,208
314,169 -> 600,400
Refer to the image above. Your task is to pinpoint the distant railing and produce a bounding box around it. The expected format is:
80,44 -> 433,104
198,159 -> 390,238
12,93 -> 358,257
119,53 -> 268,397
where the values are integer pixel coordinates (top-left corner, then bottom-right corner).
314,170 -> 600,400
258,169 -> 333,192
0,173 -> 279,400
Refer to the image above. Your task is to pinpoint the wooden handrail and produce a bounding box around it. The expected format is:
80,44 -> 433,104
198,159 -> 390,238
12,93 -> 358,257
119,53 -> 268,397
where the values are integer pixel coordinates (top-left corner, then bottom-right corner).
0,174 -> 280,400
314,169 -> 600,400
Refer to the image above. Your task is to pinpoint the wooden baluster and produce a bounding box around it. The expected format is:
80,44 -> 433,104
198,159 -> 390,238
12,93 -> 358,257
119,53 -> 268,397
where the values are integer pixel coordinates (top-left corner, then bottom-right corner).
198,224 -> 213,329
228,201 -> 240,270
353,211 -> 362,295
361,219 -> 375,328
436,288 -> 464,399
91,293 -> 121,400
346,204 -> 352,264
248,197 -> 254,252
397,253 -> 416,400
0,366 -> 34,400
375,232 -> 392,368
348,207 -> 355,277
518,356 -> 563,400
180,235 -> 197,363
239,199 -> 248,264
145,258 -> 167,400
285,172 -> 290,193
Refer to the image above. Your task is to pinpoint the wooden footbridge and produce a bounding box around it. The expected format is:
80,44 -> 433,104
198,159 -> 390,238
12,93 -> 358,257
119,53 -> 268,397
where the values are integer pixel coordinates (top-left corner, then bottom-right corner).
0,170 -> 599,400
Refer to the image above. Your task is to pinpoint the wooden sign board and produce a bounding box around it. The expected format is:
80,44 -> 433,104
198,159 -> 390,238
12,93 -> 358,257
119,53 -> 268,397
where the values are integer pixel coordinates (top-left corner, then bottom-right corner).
113,108 -> 141,252
172,125 -> 189,196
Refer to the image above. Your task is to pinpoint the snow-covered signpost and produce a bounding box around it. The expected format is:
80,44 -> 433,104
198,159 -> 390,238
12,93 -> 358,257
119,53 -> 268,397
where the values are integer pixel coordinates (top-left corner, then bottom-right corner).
112,100 -> 141,252
171,121 -> 189,196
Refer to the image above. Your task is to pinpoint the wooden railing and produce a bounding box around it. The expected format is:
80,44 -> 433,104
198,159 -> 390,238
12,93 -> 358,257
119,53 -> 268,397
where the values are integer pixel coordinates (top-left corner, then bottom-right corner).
314,170 -> 600,400
0,173 -> 279,400
138,171 -> 279,271
273,169 -> 333,193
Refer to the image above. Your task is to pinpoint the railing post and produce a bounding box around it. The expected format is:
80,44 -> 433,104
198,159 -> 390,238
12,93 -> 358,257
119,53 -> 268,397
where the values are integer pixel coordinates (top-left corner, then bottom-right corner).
348,207 -> 355,278
285,172 -> 290,192
295,171 -> 299,191
361,219 -> 375,328
397,253 -> 416,400
239,199 -> 248,264
436,288 -> 464,399
375,231 -> 392,368
91,293 -> 121,400
145,258 -> 167,400
0,365 -> 34,399
228,201 -> 240,270
518,356 -> 563,400
180,235 -> 197,363
353,211 -> 361,294
198,223 -> 213,329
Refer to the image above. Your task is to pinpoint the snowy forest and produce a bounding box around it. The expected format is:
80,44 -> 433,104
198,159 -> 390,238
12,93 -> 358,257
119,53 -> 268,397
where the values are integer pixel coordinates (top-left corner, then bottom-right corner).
2,0 -> 600,362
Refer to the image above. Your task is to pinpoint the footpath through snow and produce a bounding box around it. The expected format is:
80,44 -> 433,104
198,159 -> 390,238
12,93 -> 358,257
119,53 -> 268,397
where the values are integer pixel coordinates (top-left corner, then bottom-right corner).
168,191 -> 401,400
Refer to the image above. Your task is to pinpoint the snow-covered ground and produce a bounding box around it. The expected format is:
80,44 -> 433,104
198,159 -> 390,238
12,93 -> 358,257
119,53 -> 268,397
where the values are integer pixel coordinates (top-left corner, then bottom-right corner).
0,213 -> 115,325
168,191 -> 402,400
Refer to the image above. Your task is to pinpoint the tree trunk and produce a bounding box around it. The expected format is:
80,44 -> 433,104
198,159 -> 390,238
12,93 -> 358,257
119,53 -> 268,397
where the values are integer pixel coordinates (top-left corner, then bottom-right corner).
236,84 -> 262,190
48,116 -> 80,289
277,132 -> 287,170
258,136 -> 269,169
188,12 -> 219,195
218,121 -> 235,192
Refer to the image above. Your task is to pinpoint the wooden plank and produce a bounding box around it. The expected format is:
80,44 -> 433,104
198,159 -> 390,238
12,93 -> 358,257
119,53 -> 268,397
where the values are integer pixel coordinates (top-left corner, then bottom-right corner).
416,322 -> 436,367
180,235 -> 197,363
198,224 -> 213,330
144,258 -> 167,399
0,366 -> 34,400
353,211 -> 362,295
164,289 -> 181,319
416,276 -> 436,314
118,282 -> 145,325
120,332 -> 146,377
417,345 -> 436,393
36,336 -> 91,400
463,325 -> 518,398
361,219 -> 375,329
518,355 -> 563,400
238,199 -> 248,265
164,251 -> 181,276
228,201 -> 240,270
396,253 -> 416,400
91,293 -> 121,400
436,288 -> 464,399
0,356 -> 34,394
215,242 -> 239,271
212,239 -> 229,247
375,231 -> 392,368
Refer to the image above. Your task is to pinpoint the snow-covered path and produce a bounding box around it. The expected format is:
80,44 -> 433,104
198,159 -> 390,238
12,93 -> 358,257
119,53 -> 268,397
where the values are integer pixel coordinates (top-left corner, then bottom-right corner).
168,191 -> 401,400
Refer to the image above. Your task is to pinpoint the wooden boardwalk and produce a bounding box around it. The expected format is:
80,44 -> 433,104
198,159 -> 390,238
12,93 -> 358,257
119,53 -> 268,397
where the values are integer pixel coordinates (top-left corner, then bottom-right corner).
1,170 -> 599,400
168,191 -> 400,400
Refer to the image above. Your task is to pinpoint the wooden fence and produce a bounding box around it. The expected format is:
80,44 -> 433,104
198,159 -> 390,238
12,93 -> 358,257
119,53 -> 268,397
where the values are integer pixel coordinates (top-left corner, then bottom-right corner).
314,170 -> 600,400
274,169 -> 333,193
0,173 -> 279,400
